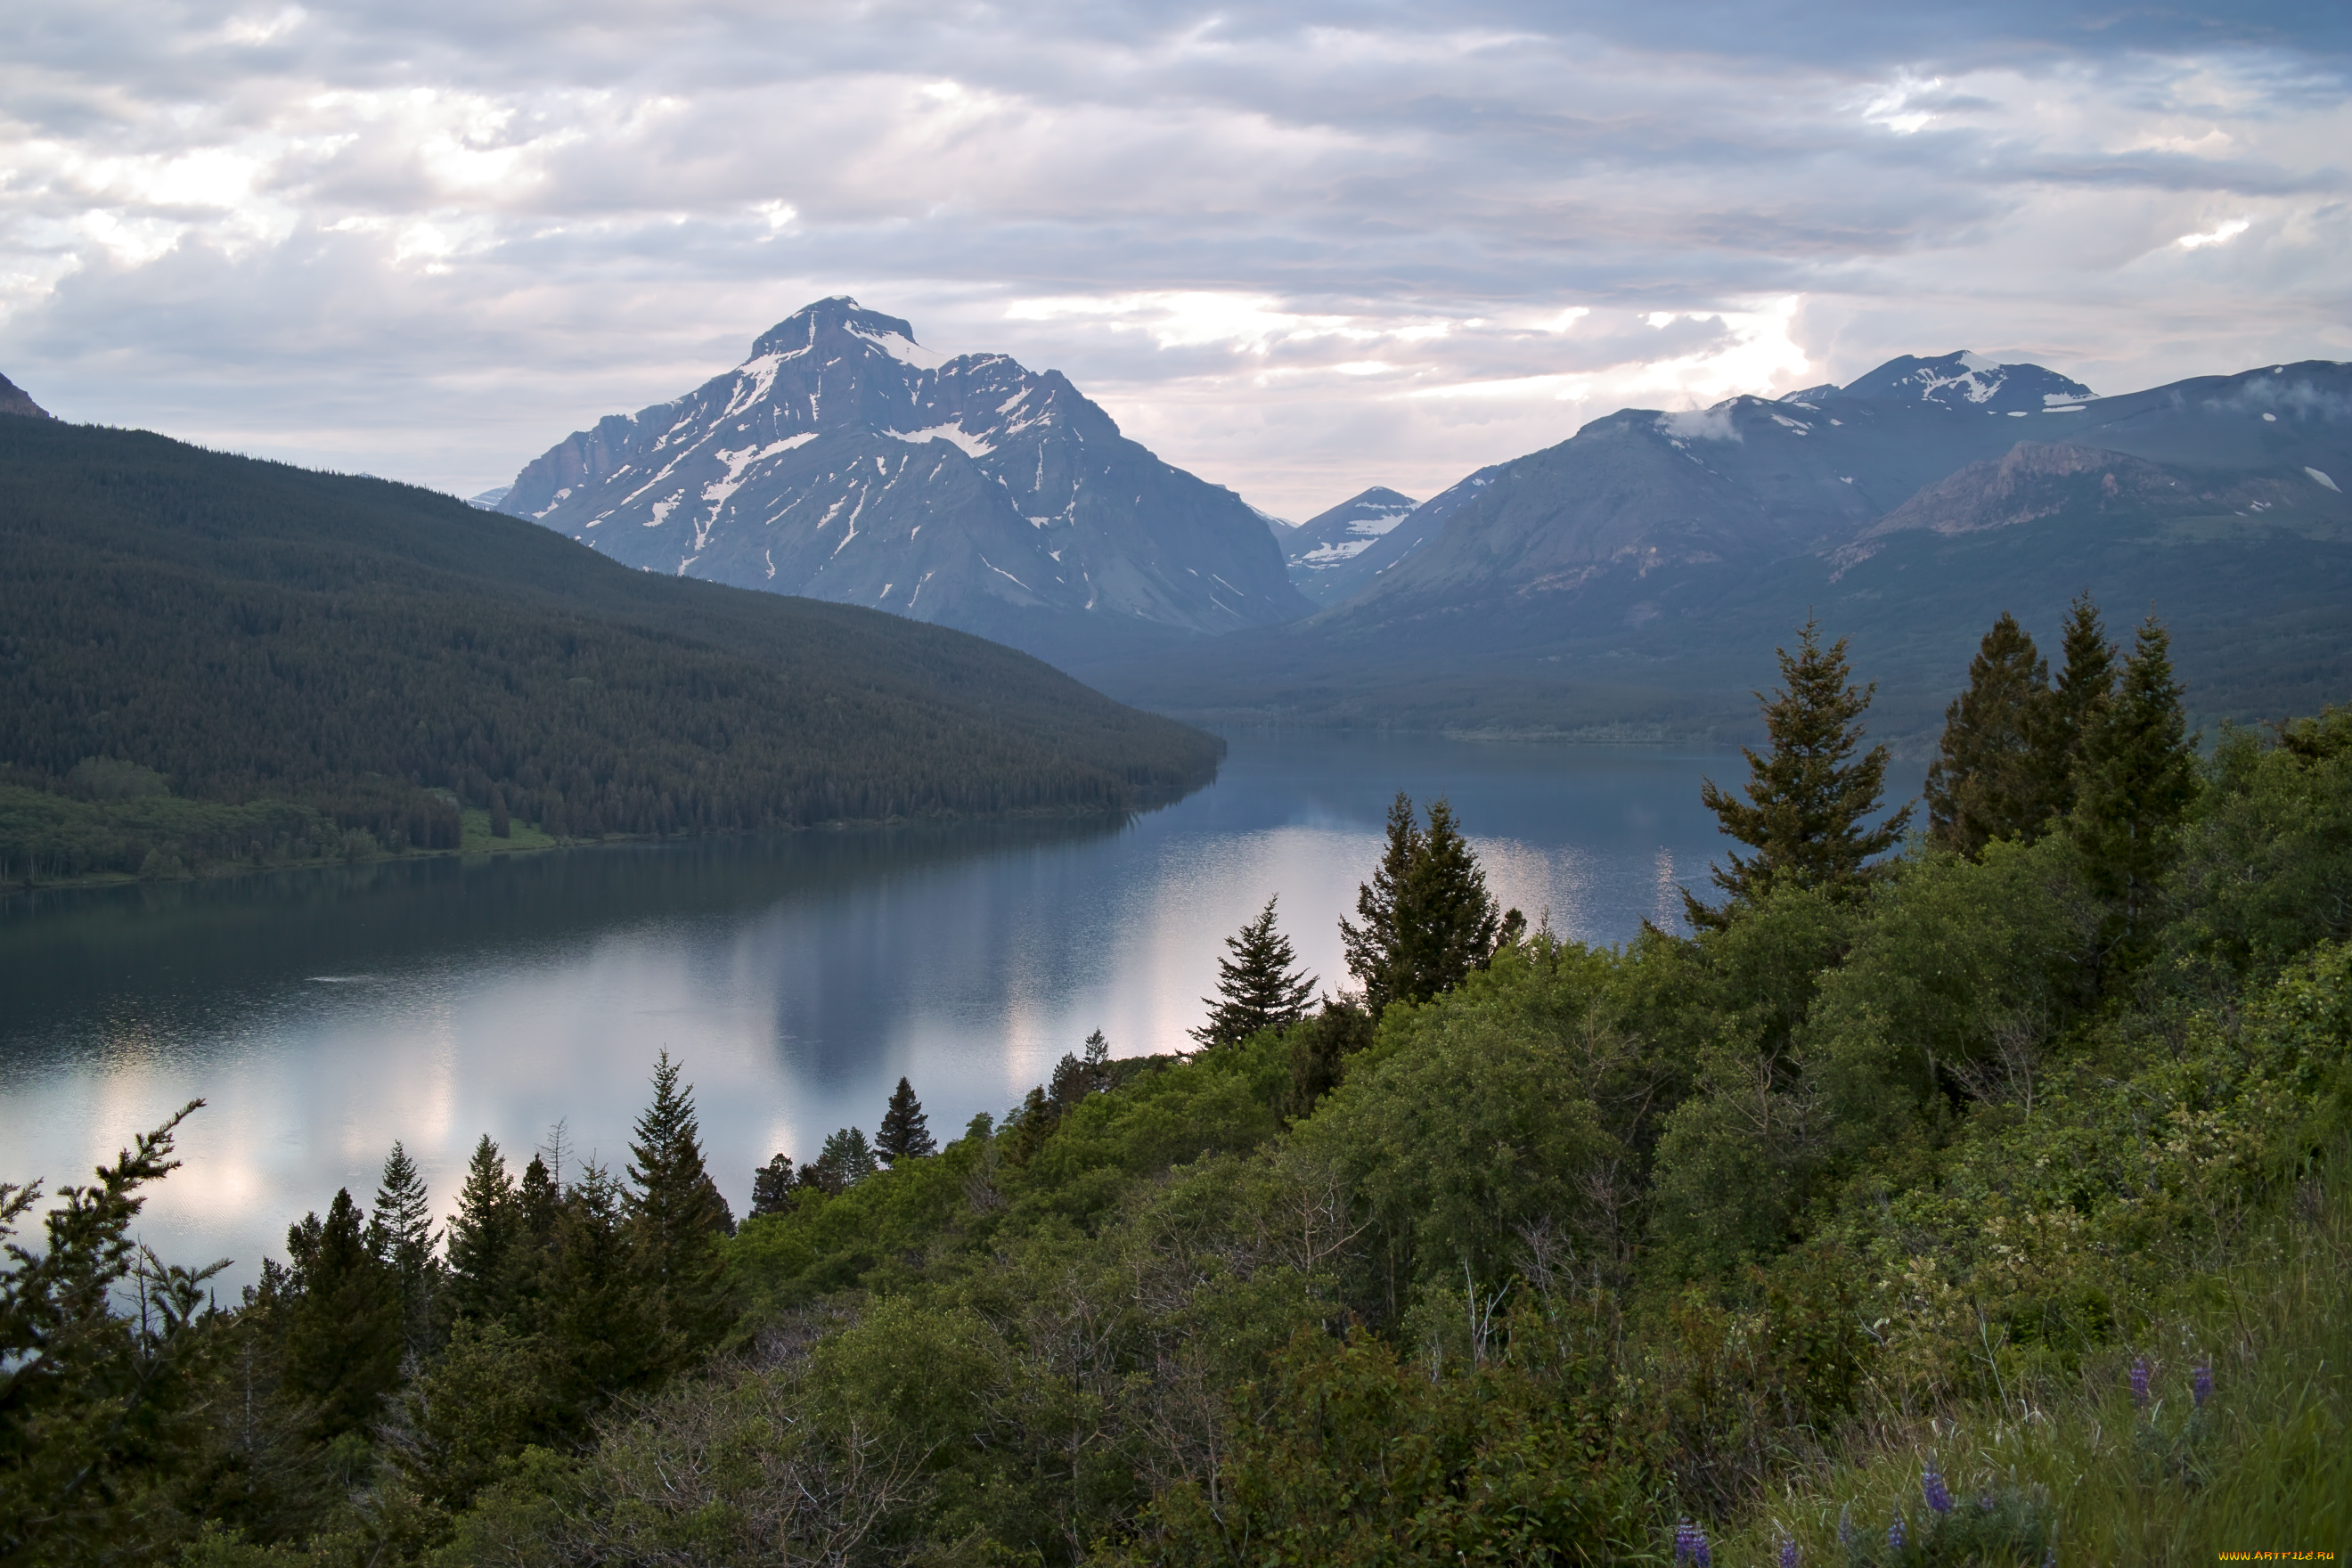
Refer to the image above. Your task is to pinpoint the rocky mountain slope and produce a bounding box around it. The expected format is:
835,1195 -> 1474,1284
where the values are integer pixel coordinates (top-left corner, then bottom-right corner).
0,371 -> 50,420
1069,355 -> 2352,739
1279,486 -> 1416,603
501,298 -> 1305,664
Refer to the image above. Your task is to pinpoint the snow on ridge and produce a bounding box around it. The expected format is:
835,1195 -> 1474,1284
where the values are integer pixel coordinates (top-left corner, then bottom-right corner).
1658,407 -> 1741,442
850,326 -> 947,371
886,423 -> 995,458
723,353 -> 787,418
700,433 -> 819,517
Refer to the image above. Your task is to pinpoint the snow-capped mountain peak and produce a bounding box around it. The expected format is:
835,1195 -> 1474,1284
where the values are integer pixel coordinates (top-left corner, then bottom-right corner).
498,300 -> 1303,654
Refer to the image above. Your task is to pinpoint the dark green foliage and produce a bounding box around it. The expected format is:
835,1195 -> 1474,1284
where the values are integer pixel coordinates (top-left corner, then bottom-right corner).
367,1142 -> 444,1361
0,416 -> 1223,882
2047,590 -> 2118,819
1340,792 -> 1519,1010
2068,613 -> 2199,972
0,1104 -> 224,1566
623,1052 -> 735,1361
277,1189 -> 404,1443
1191,894 -> 1319,1047
2168,707 -> 2352,984
804,1127 -> 879,1196
875,1077 -> 935,1164
1282,995 -> 1377,1119
1924,612 -> 2056,856
1691,617 -> 1911,928
748,1154 -> 799,1216
443,1137 -> 519,1324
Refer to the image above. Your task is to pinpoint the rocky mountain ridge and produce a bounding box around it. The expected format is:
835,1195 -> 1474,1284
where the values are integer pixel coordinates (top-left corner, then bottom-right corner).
501,298 -> 1305,662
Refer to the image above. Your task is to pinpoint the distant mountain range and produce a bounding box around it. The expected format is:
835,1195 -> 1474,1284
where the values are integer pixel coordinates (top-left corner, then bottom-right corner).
499,298 -> 1305,665
1063,352 -> 2352,740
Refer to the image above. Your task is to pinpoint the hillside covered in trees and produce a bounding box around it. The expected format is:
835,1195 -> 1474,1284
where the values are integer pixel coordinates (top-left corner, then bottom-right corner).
6,605 -> 2349,1564
0,417 -> 1223,884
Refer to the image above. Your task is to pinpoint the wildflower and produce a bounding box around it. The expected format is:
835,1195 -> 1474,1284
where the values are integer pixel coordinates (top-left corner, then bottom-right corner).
2193,1363 -> 2213,1408
1780,1535 -> 1799,1568
1978,1491 -> 1997,1514
1888,1515 -> 1907,1553
2128,1356 -> 2150,1409
1837,1508 -> 1855,1549
1675,1520 -> 1697,1566
1923,1465 -> 1952,1516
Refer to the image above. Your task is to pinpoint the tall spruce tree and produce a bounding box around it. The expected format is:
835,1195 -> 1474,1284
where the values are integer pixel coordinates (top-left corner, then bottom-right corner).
366,1140 -> 445,1360
543,1160 -> 663,1411
807,1127 -> 878,1195
278,1188 -> 404,1441
624,1052 -> 735,1361
1687,617 -> 1911,929
748,1154 -> 798,1216
1190,895 -> 1319,1047
876,1078 -> 936,1164
2045,591 -> 2117,819
2069,612 -> 2199,971
444,1136 -> 518,1323
1341,795 -> 1519,1010
1925,613 -> 2056,857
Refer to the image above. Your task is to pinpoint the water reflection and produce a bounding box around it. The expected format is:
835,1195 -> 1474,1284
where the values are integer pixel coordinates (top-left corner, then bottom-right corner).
2,733 -> 1745,1290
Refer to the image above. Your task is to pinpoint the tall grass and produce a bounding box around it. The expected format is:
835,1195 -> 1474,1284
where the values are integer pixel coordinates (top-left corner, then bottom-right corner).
1711,1158 -> 2349,1565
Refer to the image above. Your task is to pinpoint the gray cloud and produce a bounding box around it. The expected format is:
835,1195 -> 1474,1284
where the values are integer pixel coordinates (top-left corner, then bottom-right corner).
2,2 -> 2347,517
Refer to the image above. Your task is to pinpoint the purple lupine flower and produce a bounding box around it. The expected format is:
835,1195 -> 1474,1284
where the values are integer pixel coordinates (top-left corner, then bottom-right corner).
1837,1509 -> 1855,1549
2193,1363 -> 2213,1408
1923,1465 -> 1952,1516
1888,1515 -> 1907,1553
1978,1491 -> 1997,1514
2129,1356 -> 2151,1409
1695,1531 -> 1713,1568
2043,1549 -> 2057,1568
1780,1534 -> 1799,1568
1675,1520 -> 1696,1566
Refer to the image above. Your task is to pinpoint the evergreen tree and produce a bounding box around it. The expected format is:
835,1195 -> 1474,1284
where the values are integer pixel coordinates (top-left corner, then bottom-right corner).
367,1140 -> 445,1360
1686,617 -> 1912,929
1339,792 -> 1417,1011
444,1136 -> 518,1323
542,1160 -> 663,1414
624,1052 -> 736,1361
517,1152 -> 561,1250
278,1188 -> 404,1442
1924,612 -> 2056,857
2044,590 -> 2117,819
1341,795 -> 1520,1010
1190,895 -> 1319,1047
748,1154 -> 798,1216
2069,612 -> 2199,970
876,1078 -> 936,1164
806,1127 -> 878,1195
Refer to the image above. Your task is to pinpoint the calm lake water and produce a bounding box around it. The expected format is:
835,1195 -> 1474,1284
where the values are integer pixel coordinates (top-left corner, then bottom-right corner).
2,733 -> 1762,1291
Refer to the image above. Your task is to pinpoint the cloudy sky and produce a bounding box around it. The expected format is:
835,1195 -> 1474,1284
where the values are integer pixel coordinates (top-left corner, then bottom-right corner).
3,2 -> 2347,519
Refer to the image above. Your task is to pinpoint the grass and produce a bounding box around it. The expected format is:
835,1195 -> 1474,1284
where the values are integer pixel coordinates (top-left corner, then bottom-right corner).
455,807 -> 561,855
1711,1162 -> 2350,1565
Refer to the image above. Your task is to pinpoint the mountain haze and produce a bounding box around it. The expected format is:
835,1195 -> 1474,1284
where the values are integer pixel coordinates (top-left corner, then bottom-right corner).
1070,355 -> 2352,740
502,298 -> 1306,664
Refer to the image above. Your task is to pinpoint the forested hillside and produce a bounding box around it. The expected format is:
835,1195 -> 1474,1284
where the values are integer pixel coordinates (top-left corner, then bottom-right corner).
0,417 -> 1222,883
6,608 -> 2348,1564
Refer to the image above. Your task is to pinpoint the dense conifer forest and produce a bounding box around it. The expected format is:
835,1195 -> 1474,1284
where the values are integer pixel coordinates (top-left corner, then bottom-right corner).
5,605 -> 2349,1564
0,418 -> 1222,884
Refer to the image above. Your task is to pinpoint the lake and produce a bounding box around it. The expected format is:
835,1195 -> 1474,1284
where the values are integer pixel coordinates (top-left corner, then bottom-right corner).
1,732 -> 1760,1291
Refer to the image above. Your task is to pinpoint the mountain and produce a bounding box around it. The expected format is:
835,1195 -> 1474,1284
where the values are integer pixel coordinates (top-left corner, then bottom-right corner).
0,371 -> 50,420
1,415 -> 1224,878
1282,486 -> 1417,602
500,298 -> 1307,665
467,486 -> 510,510
1066,355 -> 2352,740
1281,474 -> 1505,608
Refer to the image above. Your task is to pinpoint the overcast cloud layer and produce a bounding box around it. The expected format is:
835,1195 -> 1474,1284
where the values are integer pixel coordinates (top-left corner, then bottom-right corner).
3,2 -> 2348,517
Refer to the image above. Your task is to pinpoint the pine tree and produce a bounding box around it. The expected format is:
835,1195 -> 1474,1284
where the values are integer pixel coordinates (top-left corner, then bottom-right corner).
366,1140 -> 445,1359
807,1127 -> 878,1194
1923,614 -> 2055,857
278,1188 -> 404,1441
1341,795 -> 1520,1010
543,1159 -> 662,1411
623,1051 -> 735,1361
875,1078 -> 936,1164
2069,612 -> 2199,971
2044,590 -> 2116,819
1687,617 -> 1912,928
1190,895 -> 1319,1047
1339,792 -> 1417,1011
444,1135 -> 518,1323
749,1154 -> 797,1216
